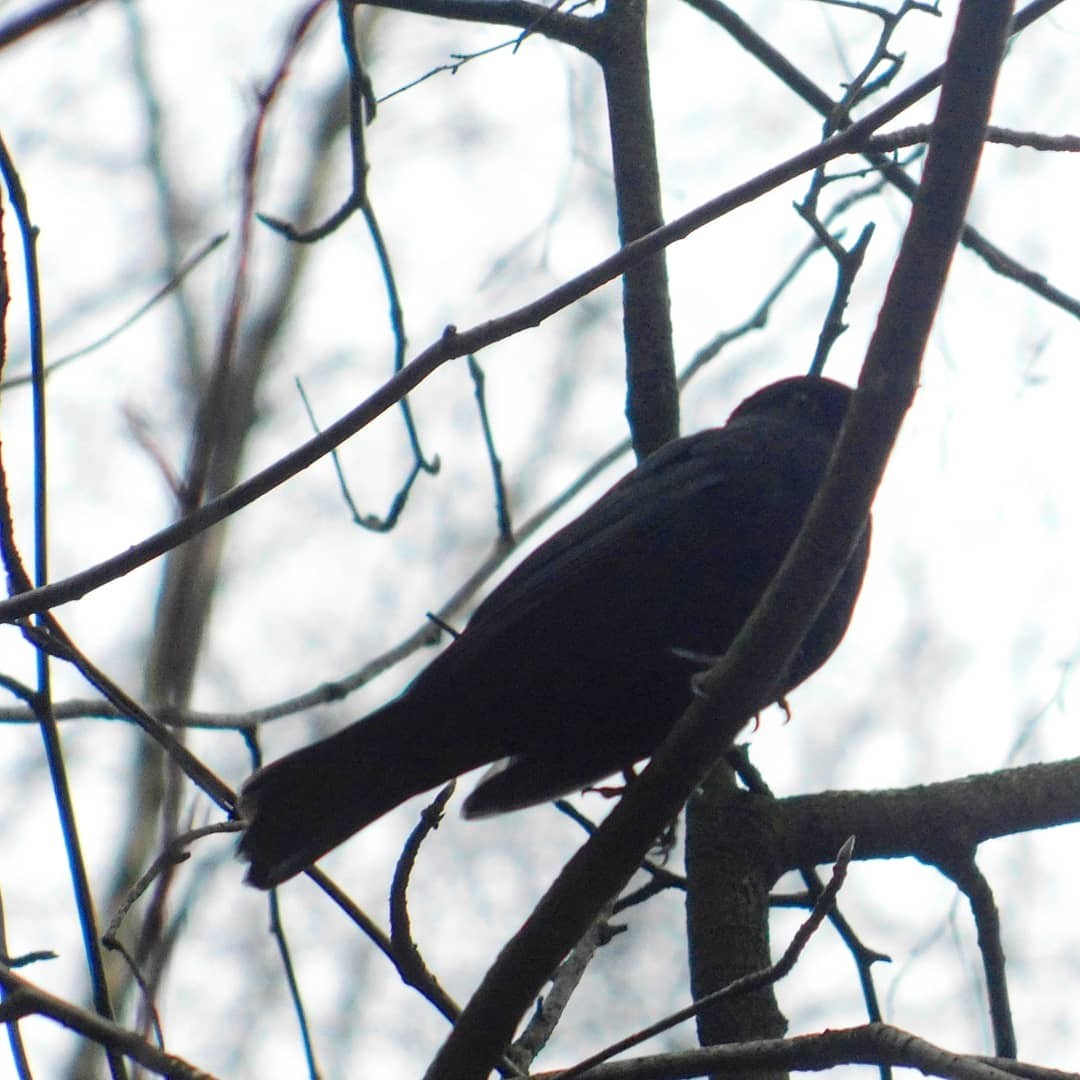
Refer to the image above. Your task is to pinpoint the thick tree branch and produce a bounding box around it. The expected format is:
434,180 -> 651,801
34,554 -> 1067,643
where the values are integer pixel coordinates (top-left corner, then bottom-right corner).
531,1022 -> 1041,1079
362,0 -> 604,54
0,964 -> 212,1080
777,757 -> 1080,869
597,0 -> 677,456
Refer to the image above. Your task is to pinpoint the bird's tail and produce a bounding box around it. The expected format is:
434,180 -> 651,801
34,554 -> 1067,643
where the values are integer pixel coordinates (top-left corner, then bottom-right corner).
237,698 -> 470,888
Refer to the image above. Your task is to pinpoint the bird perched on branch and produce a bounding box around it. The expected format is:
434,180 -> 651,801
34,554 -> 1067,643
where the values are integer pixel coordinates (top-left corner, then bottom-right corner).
238,374 -> 870,888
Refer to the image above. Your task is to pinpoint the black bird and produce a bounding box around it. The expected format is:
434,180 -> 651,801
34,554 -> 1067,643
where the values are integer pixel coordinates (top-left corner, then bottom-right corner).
239,375 -> 870,888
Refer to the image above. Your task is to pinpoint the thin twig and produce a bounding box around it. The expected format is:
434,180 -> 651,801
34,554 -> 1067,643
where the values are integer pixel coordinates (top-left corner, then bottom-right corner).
867,123 -> 1080,153
468,356 -> 513,541
511,904 -> 620,1073
388,784 -> 462,1025
0,0 -> 100,47
0,890 -> 35,1080
1,234 -> 227,390
266,888 -> 322,1079
0,128 -> 126,1080
930,852 -> 1016,1059
557,838 -> 856,1080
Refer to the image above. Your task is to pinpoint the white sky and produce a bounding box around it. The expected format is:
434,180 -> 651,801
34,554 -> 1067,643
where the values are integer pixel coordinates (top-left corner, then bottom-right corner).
1,0 -> 1079,1076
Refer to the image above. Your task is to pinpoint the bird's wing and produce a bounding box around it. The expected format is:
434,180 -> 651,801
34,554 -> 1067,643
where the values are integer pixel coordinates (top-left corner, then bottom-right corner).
463,421 -> 764,637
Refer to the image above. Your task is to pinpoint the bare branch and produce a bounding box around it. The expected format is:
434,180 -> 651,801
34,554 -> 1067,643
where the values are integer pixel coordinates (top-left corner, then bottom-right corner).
0,73 -> 951,626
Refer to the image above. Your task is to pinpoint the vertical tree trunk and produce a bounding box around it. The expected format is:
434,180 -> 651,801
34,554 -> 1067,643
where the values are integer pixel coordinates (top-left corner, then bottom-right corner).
685,761 -> 787,1079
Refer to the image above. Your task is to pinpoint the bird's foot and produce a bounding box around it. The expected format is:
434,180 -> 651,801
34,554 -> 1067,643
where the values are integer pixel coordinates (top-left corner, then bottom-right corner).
582,766 -> 639,801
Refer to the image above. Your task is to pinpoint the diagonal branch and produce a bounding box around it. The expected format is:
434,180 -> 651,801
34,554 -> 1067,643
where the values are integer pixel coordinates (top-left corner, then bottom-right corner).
0,67 -> 958,627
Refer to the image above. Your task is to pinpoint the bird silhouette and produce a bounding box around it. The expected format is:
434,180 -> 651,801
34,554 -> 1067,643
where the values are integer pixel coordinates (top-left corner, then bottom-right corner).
238,374 -> 870,887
